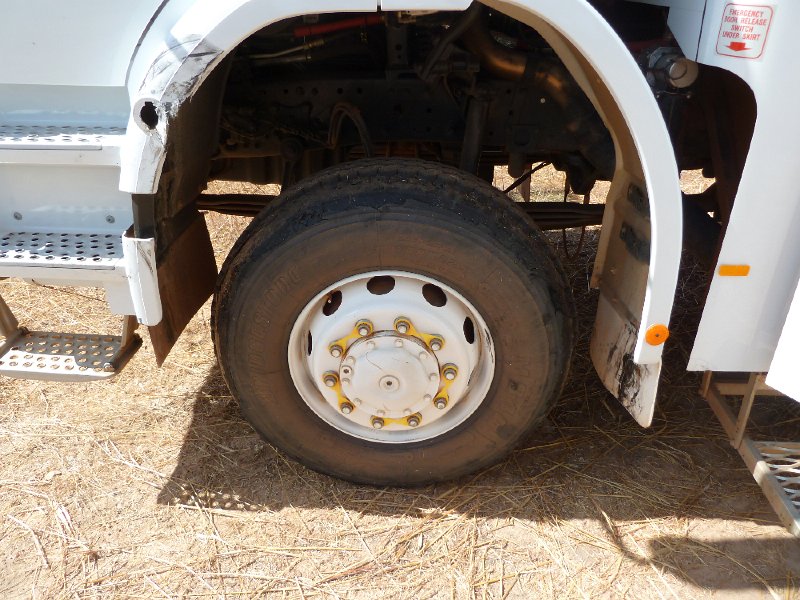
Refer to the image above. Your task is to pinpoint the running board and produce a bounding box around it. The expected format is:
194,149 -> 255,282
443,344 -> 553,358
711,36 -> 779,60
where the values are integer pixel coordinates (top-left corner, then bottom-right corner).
0,124 -> 125,166
0,297 -> 140,382
0,229 -> 162,326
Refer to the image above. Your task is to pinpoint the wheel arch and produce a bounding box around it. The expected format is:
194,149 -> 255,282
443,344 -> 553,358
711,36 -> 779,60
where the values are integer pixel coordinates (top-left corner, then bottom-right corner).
121,0 -> 682,425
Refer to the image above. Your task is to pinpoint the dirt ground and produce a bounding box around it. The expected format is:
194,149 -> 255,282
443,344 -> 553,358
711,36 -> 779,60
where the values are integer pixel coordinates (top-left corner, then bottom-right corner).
2,168 -> 799,599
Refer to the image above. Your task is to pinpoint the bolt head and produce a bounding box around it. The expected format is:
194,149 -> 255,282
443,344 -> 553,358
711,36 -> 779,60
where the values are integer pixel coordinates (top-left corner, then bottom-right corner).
371,418 -> 384,429
407,417 -> 420,428
434,398 -> 447,410
330,346 -> 342,358
341,366 -> 352,376
358,326 -> 370,336
430,339 -> 442,351
397,323 -> 409,334
444,369 -> 456,381
340,403 -> 354,415
324,376 -> 337,387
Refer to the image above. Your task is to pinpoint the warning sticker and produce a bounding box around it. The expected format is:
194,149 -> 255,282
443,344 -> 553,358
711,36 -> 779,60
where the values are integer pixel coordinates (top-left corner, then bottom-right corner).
716,4 -> 773,59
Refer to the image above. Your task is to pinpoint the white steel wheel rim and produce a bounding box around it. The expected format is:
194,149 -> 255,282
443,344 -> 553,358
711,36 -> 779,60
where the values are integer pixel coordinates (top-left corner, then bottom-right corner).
288,271 -> 496,443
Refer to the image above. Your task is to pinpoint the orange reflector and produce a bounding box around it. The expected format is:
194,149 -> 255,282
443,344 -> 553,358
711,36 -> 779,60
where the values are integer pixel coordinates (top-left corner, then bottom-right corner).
645,324 -> 669,346
719,264 -> 750,277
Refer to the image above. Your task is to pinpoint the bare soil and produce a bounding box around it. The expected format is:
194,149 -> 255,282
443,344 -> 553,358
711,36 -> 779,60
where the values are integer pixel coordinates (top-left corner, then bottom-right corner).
1,168 -> 799,599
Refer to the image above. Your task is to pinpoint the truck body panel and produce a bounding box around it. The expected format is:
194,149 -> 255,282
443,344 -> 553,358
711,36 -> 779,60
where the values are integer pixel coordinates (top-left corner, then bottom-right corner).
688,0 -> 800,375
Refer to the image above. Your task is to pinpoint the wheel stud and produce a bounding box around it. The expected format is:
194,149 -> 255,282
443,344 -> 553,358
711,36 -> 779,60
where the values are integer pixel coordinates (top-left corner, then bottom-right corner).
407,416 -> 420,428
330,345 -> 343,358
434,397 -> 448,410
323,373 -> 338,387
371,417 -> 385,429
443,365 -> 457,381
340,402 -> 354,415
430,338 -> 443,352
356,320 -> 373,337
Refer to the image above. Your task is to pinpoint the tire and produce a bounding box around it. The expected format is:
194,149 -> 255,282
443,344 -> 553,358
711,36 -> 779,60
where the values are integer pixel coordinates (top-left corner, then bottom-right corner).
213,159 -> 574,485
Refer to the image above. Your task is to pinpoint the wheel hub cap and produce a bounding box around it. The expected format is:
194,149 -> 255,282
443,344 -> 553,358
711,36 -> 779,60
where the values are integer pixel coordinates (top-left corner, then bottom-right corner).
288,271 -> 495,443
343,333 -> 440,418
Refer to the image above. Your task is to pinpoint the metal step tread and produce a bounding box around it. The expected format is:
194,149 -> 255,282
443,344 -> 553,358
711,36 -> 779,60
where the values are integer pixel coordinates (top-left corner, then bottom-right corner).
0,330 -> 140,382
754,441 -> 800,512
0,230 -> 124,272
0,125 -> 125,150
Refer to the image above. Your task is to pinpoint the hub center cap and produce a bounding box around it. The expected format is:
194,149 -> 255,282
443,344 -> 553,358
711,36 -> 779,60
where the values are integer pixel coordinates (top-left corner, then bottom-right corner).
342,333 -> 440,417
379,375 -> 401,392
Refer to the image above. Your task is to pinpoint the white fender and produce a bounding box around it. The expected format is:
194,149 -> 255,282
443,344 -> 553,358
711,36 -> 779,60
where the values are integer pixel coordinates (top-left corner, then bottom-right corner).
122,0 -> 683,425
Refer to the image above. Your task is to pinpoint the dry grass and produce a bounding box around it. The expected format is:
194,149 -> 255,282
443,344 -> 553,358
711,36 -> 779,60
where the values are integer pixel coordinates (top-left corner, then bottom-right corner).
1,168 -> 799,599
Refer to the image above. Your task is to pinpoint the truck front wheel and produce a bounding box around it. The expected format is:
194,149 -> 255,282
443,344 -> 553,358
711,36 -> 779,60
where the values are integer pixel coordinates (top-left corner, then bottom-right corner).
212,159 -> 574,485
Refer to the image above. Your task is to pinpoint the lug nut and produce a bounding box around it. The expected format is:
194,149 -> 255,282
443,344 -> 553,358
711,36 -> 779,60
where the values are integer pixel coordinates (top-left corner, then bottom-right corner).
323,374 -> 338,387
407,416 -> 421,428
443,366 -> 457,381
340,402 -> 354,415
371,417 -> 385,429
396,321 -> 409,334
330,345 -> 343,358
430,338 -> 443,352
356,320 -> 373,337
434,397 -> 448,410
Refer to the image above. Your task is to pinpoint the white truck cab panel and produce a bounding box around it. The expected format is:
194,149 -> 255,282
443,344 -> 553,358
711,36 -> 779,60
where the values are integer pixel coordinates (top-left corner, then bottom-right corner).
687,1 -> 800,380
0,1 -> 163,87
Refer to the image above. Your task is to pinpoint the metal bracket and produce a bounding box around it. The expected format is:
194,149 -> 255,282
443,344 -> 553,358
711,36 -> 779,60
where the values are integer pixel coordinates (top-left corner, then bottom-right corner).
0,293 -> 24,356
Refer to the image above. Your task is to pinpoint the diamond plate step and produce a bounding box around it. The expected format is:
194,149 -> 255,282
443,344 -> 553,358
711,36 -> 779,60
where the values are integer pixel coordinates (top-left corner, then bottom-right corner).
0,124 -> 125,166
0,329 -> 141,382
0,230 -> 126,282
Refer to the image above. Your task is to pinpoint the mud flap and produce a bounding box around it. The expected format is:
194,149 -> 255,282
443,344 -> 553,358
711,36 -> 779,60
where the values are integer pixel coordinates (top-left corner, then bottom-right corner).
148,213 -> 217,365
590,179 -> 661,427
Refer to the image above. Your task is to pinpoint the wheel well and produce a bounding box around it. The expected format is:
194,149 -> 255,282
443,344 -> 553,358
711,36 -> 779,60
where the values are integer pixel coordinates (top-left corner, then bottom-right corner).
138,0 -> 685,405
